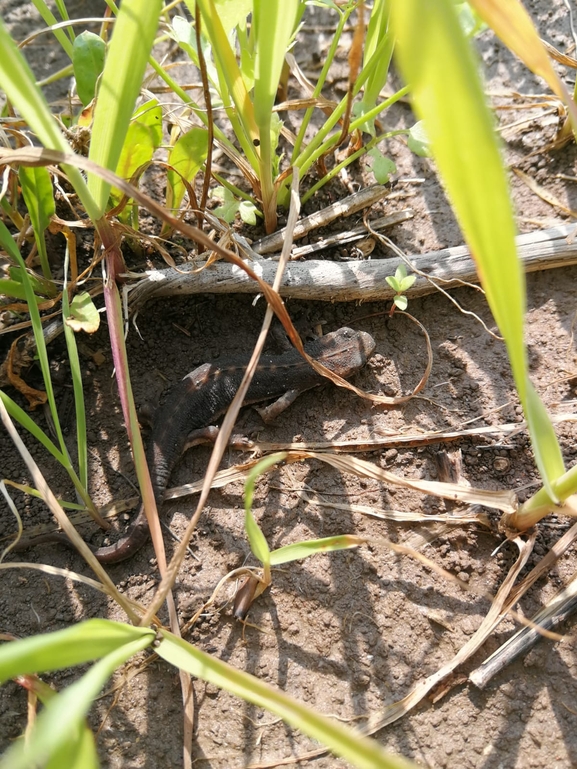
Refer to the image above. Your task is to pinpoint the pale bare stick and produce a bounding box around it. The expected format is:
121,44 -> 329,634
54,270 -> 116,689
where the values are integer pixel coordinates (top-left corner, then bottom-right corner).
128,224 -> 577,308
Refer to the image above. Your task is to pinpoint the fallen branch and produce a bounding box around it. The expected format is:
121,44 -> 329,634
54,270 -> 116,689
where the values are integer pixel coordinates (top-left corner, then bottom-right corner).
128,223 -> 577,308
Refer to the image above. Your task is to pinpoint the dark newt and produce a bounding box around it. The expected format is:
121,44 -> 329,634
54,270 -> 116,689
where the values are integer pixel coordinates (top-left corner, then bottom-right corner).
15,327 -> 375,563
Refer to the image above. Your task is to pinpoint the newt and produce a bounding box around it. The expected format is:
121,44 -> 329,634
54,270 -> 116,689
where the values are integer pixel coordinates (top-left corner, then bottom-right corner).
15,327 -> 375,563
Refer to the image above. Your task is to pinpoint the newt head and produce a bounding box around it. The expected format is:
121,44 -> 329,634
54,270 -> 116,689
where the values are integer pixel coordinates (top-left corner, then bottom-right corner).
316,327 -> 376,378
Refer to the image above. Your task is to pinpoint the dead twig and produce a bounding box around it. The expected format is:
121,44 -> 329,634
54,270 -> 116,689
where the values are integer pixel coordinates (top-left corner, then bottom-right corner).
128,224 -> 577,307
469,572 -> 577,689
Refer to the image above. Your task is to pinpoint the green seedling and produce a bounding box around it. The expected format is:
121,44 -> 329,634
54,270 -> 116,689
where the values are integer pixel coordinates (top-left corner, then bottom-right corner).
237,453 -> 368,619
386,264 -> 416,312
165,0 -> 410,228
366,147 -> 397,184
210,185 -> 259,225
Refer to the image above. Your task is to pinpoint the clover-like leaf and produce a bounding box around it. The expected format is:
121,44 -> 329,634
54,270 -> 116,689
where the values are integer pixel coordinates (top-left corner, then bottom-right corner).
407,120 -> 430,157
65,292 -> 100,333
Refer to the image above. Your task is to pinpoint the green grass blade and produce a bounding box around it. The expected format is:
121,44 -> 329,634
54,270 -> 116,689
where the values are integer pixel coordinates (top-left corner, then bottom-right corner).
244,454 -> 286,569
30,0 -> 75,57
270,534 -> 366,566
0,631 -> 152,769
391,1 -> 523,339
3,480 -> 84,510
45,726 -> 99,769
363,0 -> 393,105
0,231 -> 70,462
53,0 -> 71,25
354,0 -> 394,135
292,2 -> 352,160
0,391 -> 65,465
252,0 -> 302,225
157,630 -> 417,769
191,0 -> 260,163
87,0 -> 164,212
0,17 -> 98,220
252,0 -> 303,118
18,165 -> 55,279
390,0 -> 564,499
162,18 -> 251,161
62,247 -> 89,490
519,461 -> 577,526
0,230 -> 100,511
244,505 -> 271,571
0,619 -> 153,683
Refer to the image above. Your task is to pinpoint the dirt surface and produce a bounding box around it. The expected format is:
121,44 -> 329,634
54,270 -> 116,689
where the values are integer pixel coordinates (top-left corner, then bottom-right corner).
2,2 -> 577,768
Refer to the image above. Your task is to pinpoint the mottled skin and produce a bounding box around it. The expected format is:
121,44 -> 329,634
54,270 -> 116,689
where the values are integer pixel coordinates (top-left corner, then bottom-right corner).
19,328 -> 375,563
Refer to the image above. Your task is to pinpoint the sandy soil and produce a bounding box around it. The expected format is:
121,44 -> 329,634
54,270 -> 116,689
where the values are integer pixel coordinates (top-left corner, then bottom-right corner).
1,2 -> 577,768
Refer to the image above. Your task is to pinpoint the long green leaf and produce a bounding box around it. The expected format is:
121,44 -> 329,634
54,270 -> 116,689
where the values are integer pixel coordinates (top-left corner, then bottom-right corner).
363,0 -> 393,106
87,0 -> 164,212
292,2 -> 354,161
354,0 -> 394,135
30,0 -> 75,57
519,460 -> 577,526
45,727 -> 99,769
191,0 -> 260,165
0,229 -> 96,513
244,454 -> 286,569
270,534 -> 366,566
251,0 -> 302,228
0,630 -> 152,769
19,165 -> 55,279
0,228 -> 71,467
62,247 -> 88,489
0,620 -> 153,683
157,630 -> 416,769
390,0 -> 564,500
252,0 -> 303,124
